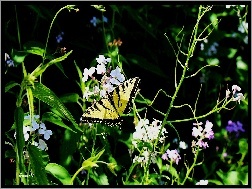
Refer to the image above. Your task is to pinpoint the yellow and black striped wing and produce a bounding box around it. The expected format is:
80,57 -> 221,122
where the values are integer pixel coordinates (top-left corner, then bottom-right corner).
81,77 -> 140,126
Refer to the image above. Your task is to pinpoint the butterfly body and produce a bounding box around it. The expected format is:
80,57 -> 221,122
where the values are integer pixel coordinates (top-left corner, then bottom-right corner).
81,77 -> 140,126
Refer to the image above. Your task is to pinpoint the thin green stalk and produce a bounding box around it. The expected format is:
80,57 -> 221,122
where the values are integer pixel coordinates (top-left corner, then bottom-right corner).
181,148 -> 200,185
14,5 -> 21,50
39,5 -> 76,117
144,5 -> 210,183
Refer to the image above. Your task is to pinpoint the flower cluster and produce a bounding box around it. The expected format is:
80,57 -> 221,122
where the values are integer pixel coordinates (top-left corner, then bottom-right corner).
226,85 -> 245,104
226,120 -> 245,138
132,147 -> 158,167
132,118 -> 167,166
191,120 -> 214,152
162,149 -> 181,165
14,114 -> 52,151
82,55 -> 125,100
5,53 -> 14,67
90,16 -> 108,27
56,32 -> 64,43
132,119 -> 167,148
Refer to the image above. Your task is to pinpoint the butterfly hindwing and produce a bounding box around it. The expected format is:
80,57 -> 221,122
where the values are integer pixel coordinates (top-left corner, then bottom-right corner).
81,77 -> 140,126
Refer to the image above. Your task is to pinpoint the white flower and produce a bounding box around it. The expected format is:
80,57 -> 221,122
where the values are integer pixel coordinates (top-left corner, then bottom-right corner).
96,63 -> 106,74
82,67 -> 95,82
226,89 -> 231,98
43,130 -> 53,140
232,85 -> 241,93
238,21 -> 248,33
233,93 -> 245,104
30,120 -> 39,131
24,114 -> 40,120
196,180 -> 208,185
132,118 -> 167,146
96,55 -> 111,64
83,87 -> 94,100
93,86 -> 100,95
179,141 -> 188,149
243,35 -> 248,44
38,139 -> 48,151
14,126 -> 31,141
38,122 -> 53,140
192,126 -> 203,137
102,82 -> 114,93
200,43 -> 204,50
33,139 -> 48,151
99,89 -> 106,97
110,66 -> 125,84
204,120 -> 213,131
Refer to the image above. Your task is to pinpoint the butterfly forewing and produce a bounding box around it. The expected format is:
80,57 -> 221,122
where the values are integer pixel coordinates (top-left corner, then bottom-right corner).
81,77 -> 140,126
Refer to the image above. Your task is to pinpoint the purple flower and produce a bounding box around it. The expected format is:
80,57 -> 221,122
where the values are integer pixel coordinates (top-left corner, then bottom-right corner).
5,53 -> 14,67
191,121 -> 214,150
102,16 -> 108,23
226,120 -> 245,137
226,120 -> 245,132
161,153 -> 168,160
90,16 -> 98,27
56,32 -> 64,43
165,149 -> 181,165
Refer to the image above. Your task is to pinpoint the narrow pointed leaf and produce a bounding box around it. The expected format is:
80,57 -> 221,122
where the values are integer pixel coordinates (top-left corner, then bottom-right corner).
45,163 -> 72,185
28,145 -> 49,185
31,82 -> 81,132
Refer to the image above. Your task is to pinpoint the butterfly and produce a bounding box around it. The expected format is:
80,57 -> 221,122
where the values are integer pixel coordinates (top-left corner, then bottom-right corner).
81,77 -> 140,126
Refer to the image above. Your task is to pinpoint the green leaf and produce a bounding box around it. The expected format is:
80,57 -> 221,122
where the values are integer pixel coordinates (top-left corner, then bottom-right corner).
11,49 -> 28,64
45,163 -> 72,185
238,138 -> 248,154
5,81 -> 20,93
14,107 -> 25,171
210,13 -> 218,29
28,145 -> 49,185
31,51 -> 73,78
74,61 -> 85,93
60,93 -> 79,103
26,88 -> 34,125
207,58 -> 220,65
59,129 -> 80,167
55,62 -> 68,78
89,171 -> 109,185
46,50 -> 73,65
227,48 -> 237,59
22,41 -> 54,60
224,171 -> 240,185
31,82 -> 81,132
168,165 -> 179,178
42,112 -> 75,132
156,157 -> 163,172
238,171 -> 248,185
23,41 -> 45,57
